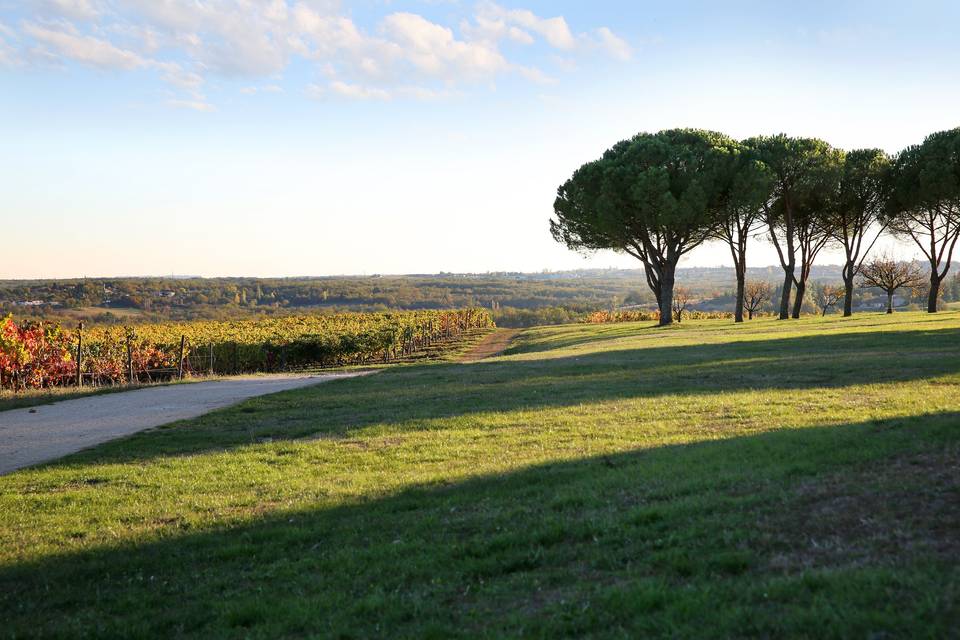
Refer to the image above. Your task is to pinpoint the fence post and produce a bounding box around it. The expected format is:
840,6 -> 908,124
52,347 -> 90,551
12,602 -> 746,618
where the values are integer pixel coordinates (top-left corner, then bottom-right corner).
126,334 -> 134,385
208,342 -> 214,376
234,342 -> 239,374
76,321 -> 83,388
178,335 -> 186,380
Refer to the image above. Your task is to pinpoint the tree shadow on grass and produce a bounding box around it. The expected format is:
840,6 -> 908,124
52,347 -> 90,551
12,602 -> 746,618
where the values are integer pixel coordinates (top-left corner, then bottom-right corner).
2,411 -> 958,638
507,312 -> 959,356
51,324 -> 960,467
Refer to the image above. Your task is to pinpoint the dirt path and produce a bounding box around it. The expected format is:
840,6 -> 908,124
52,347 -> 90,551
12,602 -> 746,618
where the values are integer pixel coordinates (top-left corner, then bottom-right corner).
0,372 -> 372,475
459,329 -> 519,362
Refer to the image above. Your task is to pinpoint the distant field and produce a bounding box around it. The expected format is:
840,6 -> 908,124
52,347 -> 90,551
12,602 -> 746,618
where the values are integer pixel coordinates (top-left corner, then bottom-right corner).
61,306 -> 145,319
1,312 -> 958,637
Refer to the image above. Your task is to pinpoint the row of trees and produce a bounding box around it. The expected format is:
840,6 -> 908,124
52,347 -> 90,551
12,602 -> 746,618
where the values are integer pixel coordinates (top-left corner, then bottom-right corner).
737,253 -> 930,319
552,128 -> 960,325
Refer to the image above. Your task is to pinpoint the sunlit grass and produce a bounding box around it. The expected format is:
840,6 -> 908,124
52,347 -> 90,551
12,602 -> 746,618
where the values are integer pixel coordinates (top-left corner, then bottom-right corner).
1,311 -> 958,637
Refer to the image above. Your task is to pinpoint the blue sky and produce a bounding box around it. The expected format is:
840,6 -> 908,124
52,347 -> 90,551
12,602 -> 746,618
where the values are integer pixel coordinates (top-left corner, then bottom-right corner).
2,1 -> 959,278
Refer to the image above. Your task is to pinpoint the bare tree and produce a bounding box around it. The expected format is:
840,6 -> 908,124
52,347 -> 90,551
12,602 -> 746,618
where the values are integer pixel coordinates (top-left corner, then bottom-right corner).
813,284 -> 845,316
859,255 -> 926,313
672,286 -> 692,323
742,281 -> 771,320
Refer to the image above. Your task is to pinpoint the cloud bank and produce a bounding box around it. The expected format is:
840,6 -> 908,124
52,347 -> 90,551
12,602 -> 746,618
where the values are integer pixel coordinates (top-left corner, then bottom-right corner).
3,1 -> 631,109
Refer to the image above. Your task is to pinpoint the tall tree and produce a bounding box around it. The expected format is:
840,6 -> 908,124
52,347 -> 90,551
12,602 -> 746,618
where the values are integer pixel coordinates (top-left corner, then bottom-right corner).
887,128 -> 960,312
712,147 -> 773,322
789,176 -> 840,318
745,135 -> 842,319
552,129 -> 733,326
828,149 -> 893,316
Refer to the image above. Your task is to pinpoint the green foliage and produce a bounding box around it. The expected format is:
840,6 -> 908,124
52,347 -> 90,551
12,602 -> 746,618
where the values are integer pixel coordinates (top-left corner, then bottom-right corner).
887,128 -> 960,311
552,129 -> 740,324
889,128 -> 960,217
835,148 -> 892,223
743,134 -> 840,205
552,128 -> 736,255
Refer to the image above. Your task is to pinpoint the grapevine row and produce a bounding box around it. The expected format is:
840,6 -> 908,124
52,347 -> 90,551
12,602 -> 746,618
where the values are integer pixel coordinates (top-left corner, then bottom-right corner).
0,309 -> 494,390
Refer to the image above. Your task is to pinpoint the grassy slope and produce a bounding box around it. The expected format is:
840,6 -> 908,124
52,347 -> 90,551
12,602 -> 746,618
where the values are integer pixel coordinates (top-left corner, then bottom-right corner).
1,313 -> 959,638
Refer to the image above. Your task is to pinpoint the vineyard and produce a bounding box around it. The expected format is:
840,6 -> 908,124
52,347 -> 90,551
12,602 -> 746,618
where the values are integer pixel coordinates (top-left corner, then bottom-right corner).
0,309 -> 494,391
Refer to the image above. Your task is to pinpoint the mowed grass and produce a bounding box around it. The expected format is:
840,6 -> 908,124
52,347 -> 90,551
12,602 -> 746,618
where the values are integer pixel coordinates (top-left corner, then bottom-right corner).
1,312 -> 959,638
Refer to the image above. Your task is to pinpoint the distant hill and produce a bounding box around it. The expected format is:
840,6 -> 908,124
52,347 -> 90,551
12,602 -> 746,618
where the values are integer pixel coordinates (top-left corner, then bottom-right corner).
1,263 -> 957,327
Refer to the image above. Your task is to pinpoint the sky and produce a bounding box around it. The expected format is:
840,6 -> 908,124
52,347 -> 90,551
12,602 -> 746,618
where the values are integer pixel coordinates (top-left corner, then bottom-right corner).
2,0 -> 959,279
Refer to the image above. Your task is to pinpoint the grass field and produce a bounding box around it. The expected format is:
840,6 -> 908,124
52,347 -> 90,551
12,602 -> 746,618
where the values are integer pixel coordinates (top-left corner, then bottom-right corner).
1,312 -> 958,638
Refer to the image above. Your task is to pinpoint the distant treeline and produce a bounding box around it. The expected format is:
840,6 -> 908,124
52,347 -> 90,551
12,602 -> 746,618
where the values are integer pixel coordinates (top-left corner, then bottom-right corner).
2,267 -> 958,328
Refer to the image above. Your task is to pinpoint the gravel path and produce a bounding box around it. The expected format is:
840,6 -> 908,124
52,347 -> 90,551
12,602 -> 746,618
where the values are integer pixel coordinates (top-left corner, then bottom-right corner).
0,373 -> 371,475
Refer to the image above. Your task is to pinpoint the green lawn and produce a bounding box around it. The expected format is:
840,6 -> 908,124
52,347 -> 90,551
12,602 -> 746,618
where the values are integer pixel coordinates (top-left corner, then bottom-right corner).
1,312 -> 959,638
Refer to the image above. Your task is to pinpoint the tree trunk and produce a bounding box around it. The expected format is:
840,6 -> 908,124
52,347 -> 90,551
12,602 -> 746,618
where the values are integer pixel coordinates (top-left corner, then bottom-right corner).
928,273 -> 941,313
734,261 -> 745,323
791,281 -> 805,319
886,291 -> 894,314
842,274 -> 854,317
779,270 -> 792,320
659,264 -> 675,327
747,308 -> 754,320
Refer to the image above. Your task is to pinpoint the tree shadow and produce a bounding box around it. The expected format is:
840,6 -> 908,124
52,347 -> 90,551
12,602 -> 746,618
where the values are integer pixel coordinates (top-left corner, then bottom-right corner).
3,411 -> 958,637
51,324 -> 960,466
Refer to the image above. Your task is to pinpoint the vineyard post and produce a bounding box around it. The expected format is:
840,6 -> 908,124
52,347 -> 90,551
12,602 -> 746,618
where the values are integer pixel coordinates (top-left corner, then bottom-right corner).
208,342 -> 214,376
178,335 -> 186,380
75,322 -> 83,388
233,342 -> 239,374
126,335 -> 134,385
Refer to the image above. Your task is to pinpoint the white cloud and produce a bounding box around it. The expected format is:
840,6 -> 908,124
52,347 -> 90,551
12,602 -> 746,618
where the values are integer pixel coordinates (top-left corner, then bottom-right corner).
166,98 -> 216,112
307,81 -> 456,102
0,21 -> 19,66
153,60 -> 204,89
470,3 -> 631,61
22,22 -> 143,69
381,12 -> 508,80
241,84 -> 284,95
593,27 -> 632,61
515,64 -> 555,84
476,2 -> 576,50
329,80 -> 391,100
6,1 -> 630,103
28,0 -> 101,21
